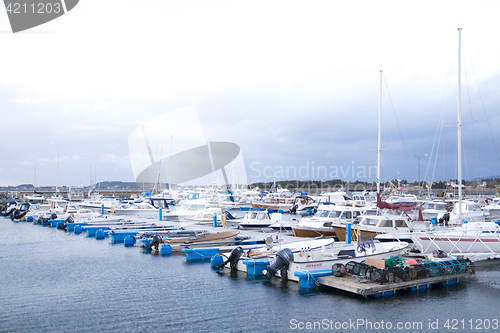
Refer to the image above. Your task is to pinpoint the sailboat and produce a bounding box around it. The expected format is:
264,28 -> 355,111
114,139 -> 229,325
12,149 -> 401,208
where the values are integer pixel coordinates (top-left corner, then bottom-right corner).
410,28 -> 500,260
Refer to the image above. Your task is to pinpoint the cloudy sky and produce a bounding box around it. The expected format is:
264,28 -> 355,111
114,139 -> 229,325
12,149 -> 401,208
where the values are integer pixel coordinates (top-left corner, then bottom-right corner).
1,0 -> 499,188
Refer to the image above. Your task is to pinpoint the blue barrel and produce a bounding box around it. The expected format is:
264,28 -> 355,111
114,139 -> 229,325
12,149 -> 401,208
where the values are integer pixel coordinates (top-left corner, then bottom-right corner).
95,229 -> 105,240
124,236 -> 136,247
160,244 -> 172,255
211,254 -> 224,268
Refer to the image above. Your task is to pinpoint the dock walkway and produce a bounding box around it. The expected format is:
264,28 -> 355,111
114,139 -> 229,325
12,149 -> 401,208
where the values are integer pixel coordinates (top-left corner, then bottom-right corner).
318,273 -> 467,298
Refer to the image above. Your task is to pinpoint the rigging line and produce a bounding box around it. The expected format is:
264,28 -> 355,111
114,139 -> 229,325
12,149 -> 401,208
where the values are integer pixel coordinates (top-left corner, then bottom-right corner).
425,66 -> 451,187
429,61 -> 455,186
464,63 -> 480,181
382,73 -> 416,183
470,61 -> 500,165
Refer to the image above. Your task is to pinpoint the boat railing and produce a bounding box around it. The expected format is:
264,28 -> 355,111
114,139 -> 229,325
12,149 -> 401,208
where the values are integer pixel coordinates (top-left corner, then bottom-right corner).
415,224 -> 500,255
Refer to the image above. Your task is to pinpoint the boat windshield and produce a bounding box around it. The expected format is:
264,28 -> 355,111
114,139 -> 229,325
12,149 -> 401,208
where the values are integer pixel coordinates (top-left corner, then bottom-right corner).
361,218 -> 379,226
328,211 -> 341,218
425,203 -> 446,210
315,210 -> 330,218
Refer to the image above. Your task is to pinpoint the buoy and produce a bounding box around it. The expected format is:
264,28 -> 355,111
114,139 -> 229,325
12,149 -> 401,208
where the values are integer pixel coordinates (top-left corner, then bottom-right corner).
27,216 -> 34,222
74,225 -> 83,234
406,259 -> 418,266
95,229 -> 105,240
160,244 -> 172,255
211,254 -> 224,268
124,236 -> 136,247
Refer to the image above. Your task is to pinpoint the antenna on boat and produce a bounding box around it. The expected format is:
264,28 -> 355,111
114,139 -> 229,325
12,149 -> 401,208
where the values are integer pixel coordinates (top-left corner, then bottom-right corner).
457,28 -> 463,223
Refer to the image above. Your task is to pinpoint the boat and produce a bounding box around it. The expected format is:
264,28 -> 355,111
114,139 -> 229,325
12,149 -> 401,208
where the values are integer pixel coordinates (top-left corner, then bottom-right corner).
151,230 -> 241,252
218,237 -> 409,282
112,197 -> 171,218
235,208 -> 273,229
292,204 -> 366,238
483,197 -> 500,219
410,221 -> 500,254
438,200 -> 488,225
269,213 -> 299,231
78,195 -> 124,212
422,200 -> 449,221
333,214 -> 415,243
184,207 -> 226,224
162,193 -> 212,222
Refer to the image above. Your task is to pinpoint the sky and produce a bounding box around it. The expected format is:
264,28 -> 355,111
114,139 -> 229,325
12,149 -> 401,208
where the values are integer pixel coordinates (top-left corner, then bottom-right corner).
1,0 -> 500,188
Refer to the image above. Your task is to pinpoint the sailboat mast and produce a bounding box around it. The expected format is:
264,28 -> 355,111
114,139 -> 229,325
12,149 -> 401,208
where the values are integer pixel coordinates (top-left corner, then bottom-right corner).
377,70 -> 383,194
457,28 -> 463,222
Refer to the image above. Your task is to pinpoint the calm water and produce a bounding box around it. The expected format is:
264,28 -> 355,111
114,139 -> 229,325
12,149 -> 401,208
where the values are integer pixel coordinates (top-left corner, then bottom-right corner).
1,217 -> 500,333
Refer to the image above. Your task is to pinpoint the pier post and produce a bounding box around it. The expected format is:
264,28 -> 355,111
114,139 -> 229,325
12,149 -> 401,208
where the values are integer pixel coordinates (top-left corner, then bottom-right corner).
346,223 -> 351,245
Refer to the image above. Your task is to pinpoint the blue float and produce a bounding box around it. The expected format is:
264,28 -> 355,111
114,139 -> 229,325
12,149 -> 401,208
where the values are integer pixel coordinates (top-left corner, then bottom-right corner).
243,258 -> 270,276
160,244 -> 172,255
111,232 -> 137,244
124,236 -> 136,247
95,229 -> 105,240
74,225 -> 83,234
211,254 -> 224,268
50,220 -> 65,228
65,222 -> 88,232
294,269 -> 332,289
182,248 -> 219,260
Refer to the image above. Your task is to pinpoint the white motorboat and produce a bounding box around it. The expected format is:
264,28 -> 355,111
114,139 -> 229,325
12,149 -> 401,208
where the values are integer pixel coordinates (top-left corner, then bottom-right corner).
236,208 -> 273,229
219,238 -> 409,282
438,200 -> 489,225
162,193 -> 211,222
421,200 -> 449,220
78,195 -> 124,212
292,204 -> 366,238
411,221 -> 500,255
483,197 -> 500,219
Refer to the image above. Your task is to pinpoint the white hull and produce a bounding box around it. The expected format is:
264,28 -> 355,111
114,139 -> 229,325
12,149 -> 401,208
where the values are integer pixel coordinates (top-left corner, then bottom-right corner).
411,222 -> 500,254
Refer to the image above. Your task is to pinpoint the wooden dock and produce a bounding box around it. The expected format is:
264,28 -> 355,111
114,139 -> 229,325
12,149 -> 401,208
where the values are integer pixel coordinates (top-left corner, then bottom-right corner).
318,273 -> 467,298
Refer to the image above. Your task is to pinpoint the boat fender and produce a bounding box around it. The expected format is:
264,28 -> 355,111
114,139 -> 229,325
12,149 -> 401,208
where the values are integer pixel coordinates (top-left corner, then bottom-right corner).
217,246 -> 244,270
263,248 -> 294,280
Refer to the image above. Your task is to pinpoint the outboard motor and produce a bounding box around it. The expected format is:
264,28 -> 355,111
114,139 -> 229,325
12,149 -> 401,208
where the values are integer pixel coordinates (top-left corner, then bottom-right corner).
289,205 -> 298,214
11,210 -> 27,221
145,235 -> 163,251
263,248 -> 294,280
439,212 -> 450,226
217,246 -> 244,270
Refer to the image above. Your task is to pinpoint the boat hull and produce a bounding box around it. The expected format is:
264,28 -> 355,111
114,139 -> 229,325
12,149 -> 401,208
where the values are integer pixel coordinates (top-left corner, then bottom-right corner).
292,226 -> 336,238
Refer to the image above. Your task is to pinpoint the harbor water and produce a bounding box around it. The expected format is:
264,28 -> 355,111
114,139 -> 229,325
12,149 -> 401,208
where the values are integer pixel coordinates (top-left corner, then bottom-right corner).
1,216 -> 500,333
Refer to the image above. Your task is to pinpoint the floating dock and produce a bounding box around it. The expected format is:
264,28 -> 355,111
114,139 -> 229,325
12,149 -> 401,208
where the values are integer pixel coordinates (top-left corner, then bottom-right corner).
317,273 -> 467,298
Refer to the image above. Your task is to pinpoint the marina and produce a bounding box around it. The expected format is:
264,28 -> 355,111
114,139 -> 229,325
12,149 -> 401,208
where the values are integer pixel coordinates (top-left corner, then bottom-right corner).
3,1 -> 500,332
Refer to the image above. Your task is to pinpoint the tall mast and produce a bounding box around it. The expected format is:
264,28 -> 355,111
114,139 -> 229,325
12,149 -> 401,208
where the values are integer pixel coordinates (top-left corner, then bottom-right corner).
457,28 -> 462,223
377,70 -> 383,194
